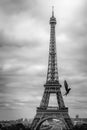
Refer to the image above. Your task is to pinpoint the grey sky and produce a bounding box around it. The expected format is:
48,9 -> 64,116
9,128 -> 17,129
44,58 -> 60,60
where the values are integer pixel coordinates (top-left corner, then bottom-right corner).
0,0 -> 87,120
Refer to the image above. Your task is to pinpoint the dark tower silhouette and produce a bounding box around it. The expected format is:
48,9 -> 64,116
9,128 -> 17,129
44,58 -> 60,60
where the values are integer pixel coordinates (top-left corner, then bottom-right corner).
31,7 -> 73,130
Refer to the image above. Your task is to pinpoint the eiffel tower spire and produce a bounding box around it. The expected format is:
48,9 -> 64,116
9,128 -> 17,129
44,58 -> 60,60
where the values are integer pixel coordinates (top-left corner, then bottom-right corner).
46,6 -> 59,85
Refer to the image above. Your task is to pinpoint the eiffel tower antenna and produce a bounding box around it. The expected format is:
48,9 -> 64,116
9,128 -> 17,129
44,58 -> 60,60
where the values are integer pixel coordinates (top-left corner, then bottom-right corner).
52,6 -> 54,16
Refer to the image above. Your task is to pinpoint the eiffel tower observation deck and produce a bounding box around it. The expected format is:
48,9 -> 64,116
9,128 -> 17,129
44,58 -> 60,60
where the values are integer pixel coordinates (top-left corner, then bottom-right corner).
30,7 -> 73,130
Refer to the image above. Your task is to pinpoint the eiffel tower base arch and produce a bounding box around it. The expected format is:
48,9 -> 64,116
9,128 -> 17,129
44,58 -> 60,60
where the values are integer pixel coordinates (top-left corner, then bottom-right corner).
30,107 -> 73,130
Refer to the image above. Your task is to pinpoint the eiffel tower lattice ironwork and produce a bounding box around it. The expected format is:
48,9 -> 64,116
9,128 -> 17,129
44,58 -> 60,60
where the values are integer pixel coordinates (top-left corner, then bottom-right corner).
31,7 -> 73,130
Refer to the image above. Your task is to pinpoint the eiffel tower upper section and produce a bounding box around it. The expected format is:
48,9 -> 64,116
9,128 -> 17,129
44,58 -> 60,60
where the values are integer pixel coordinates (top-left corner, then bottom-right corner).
46,7 -> 60,86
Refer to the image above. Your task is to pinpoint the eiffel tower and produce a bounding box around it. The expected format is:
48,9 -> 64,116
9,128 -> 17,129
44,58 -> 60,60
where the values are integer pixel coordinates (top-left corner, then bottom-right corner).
31,7 -> 73,130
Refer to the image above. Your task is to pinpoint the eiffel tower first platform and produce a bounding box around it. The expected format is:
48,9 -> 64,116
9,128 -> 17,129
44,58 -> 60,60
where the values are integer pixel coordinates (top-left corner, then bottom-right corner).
31,7 -> 73,130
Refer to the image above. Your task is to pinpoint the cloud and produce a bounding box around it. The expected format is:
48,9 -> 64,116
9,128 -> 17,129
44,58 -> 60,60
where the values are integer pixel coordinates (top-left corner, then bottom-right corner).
0,0 -> 87,120
0,0 -> 35,15
0,15 -> 47,47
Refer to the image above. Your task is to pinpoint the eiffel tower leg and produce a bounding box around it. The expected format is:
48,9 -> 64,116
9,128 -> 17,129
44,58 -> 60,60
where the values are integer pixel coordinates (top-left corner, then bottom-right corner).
30,111 -> 46,130
56,91 -> 65,108
30,112 -> 41,130
40,91 -> 50,108
30,117 -> 39,130
64,113 -> 73,129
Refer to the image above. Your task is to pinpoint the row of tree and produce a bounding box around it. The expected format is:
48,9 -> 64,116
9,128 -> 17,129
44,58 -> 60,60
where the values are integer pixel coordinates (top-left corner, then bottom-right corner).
0,123 -> 87,130
0,123 -> 31,130
72,123 -> 87,130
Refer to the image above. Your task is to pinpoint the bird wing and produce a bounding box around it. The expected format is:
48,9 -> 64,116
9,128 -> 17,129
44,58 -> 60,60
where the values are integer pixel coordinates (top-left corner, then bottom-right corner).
64,80 -> 68,91
64,91 -> 68,96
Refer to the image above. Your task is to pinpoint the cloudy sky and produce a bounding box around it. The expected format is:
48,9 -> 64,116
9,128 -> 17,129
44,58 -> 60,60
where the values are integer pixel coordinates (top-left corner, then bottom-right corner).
0,0 -> 87,120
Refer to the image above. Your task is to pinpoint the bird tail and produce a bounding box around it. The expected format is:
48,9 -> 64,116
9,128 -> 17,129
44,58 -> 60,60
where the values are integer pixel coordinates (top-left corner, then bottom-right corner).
63,93 -> 67,96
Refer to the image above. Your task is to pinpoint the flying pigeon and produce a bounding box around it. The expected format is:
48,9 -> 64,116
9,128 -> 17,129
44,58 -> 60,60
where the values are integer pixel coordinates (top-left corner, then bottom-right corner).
64,80 -> 71,96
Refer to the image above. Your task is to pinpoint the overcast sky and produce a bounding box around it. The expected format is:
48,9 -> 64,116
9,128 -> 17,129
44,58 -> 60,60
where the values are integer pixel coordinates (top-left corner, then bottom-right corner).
0,0 -> 87,120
